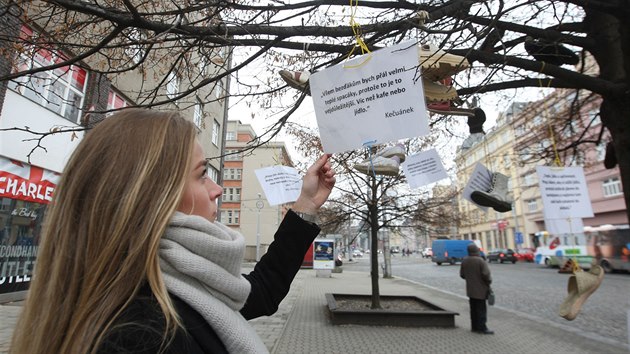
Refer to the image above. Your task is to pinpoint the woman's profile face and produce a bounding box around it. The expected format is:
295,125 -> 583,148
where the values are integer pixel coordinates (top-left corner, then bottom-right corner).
177,142 -> 223,222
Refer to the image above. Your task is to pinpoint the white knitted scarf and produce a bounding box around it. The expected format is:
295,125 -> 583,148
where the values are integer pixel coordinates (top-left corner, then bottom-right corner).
159,212 -> 269,354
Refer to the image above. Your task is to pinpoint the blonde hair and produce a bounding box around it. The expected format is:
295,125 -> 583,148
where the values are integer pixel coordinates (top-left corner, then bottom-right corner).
10,109 -> 197,354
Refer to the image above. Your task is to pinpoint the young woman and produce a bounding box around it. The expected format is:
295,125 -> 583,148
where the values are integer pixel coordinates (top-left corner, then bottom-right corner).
10,109 -> 335,354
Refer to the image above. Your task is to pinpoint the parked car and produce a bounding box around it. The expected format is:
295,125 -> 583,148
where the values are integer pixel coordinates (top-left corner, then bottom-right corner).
421,248 -> 432,258
352,249 -> 363,257
487,248 -> 517,263
515,248 -> 535,262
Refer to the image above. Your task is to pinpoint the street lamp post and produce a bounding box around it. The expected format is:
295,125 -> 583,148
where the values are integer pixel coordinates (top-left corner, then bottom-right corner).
255,194 -> 264,262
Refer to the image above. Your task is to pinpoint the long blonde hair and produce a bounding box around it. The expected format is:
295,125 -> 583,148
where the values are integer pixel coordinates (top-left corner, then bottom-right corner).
10,109 -> 197,354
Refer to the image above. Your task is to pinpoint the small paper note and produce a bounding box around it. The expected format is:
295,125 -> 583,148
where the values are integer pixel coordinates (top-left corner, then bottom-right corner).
401,149 -> 448,189
255,166 -> 302,206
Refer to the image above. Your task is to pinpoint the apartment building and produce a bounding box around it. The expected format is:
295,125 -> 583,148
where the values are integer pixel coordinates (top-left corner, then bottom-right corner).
0,8 -> 227,301
456,103 -> 529,252
222,120 -> 295,261
512,91 -> 627,236
456,91 -> 627,253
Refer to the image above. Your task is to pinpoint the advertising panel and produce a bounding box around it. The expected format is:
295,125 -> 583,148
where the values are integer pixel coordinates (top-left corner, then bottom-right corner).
0,156 -> 58,297
313,239 -> 335,270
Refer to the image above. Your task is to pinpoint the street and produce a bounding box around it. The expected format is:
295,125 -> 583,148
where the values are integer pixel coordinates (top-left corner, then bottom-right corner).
344,254 -> 630,347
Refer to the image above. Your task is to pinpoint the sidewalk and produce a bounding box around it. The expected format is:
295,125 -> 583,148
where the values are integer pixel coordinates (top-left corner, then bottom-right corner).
2,268 -> 629,354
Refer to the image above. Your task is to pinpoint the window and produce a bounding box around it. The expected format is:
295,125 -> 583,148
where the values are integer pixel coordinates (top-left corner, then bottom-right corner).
220,209 -> 240,225
8,25 -> 88,123
212,119 -> 220,146
560,120 -> 579,139
223,168 -> 242,180
602,178 -> 622,197
222,188 -> 241,202
224,149 -> 242,161
167,71 -> 179,99
215,79 -> 224,99
596,143 -> 607,162
125,28 -> 145,64
107,89 -> 128,113
527,199 -> 538,212
503,154 -> 511,169
523,172 -> 536,186
208,165 -> 219,183
198,56 -> 207,76
588,109 -> 601,126
194,101 -> 203,128
226,131 -> 236,141
569,151 -> 585,166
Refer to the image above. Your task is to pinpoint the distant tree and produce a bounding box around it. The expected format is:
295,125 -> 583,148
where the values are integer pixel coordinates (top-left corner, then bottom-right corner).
287,121 -> 461,308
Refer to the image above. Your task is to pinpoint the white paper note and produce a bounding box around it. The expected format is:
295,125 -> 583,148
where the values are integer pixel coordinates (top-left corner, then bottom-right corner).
255,166 -> 302,206
401,149 -> 448,189
310,40 -> 429,153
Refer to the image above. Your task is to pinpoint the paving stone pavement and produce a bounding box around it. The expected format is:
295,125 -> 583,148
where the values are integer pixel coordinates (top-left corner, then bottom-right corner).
1,267 -> 628,354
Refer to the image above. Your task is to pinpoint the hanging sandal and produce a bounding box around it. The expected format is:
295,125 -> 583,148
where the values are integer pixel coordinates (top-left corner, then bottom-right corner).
558,264 -> 604,321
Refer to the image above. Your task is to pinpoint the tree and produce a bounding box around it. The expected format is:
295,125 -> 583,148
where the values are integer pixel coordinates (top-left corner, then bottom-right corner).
1,1 -> 628,216
286,122 -> 462,308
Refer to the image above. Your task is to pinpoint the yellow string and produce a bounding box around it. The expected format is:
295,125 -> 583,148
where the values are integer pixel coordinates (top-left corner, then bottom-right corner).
540,63 -> 579,273
538,62 -> 562,167
343,0 -> 372,68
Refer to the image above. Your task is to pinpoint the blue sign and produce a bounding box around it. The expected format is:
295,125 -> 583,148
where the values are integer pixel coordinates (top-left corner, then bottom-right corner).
515,232 -> 523,245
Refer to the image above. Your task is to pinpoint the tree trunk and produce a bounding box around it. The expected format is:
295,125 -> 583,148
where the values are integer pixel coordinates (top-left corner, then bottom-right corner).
601,98 -> 630,223
369,175 -> 381,309
585,8 -> 630,223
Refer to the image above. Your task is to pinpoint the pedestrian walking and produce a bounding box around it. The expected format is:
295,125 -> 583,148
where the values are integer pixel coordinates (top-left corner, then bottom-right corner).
9,109 -> 336,354
460,243 -> 494,335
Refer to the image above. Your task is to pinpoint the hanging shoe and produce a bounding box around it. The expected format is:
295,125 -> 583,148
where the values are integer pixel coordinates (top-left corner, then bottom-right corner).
558,259 -> 576,274
279,69 -> 311,95
427,104 -> 475,117
354,156 -> 400,176
419,43 -> 470,82
467,108 -> 486,134
559,265 -> 605,320
604,142 -> 617,169
374,143 -> 406,163
422,78 -> 458,103
471,172 -> 513,212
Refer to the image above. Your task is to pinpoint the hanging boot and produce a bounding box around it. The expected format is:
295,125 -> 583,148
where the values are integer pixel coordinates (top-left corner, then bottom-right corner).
604,142 -> 617,169
471,172 -> 513,212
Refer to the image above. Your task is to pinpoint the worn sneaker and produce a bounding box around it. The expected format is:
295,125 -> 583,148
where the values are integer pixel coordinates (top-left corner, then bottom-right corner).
279,70 -> 311,95
354,156 -> 400,176
559,265 -> 604,320
427,102 -> 475,116
374,143 -> 406,163
471,172 -> 513,212
419,43 -> 470,82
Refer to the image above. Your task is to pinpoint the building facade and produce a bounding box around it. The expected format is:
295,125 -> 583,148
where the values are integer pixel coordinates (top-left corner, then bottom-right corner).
455,91 -> 627,253
0,8 -> 228,301
222,120 -> 295,261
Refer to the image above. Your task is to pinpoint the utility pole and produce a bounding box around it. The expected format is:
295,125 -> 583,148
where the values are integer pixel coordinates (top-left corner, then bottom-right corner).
255,193 -> 263,262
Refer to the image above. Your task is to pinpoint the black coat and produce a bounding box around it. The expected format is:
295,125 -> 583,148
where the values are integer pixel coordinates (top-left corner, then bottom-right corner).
98,210 -> 320,353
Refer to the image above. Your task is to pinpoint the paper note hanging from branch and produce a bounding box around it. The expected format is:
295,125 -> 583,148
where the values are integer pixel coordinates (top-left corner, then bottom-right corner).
536,166 -> 593,219
310,40 -> 428,153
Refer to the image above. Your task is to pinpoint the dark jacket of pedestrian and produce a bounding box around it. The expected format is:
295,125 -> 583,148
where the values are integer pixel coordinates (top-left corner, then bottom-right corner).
460,244 -> 492,299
